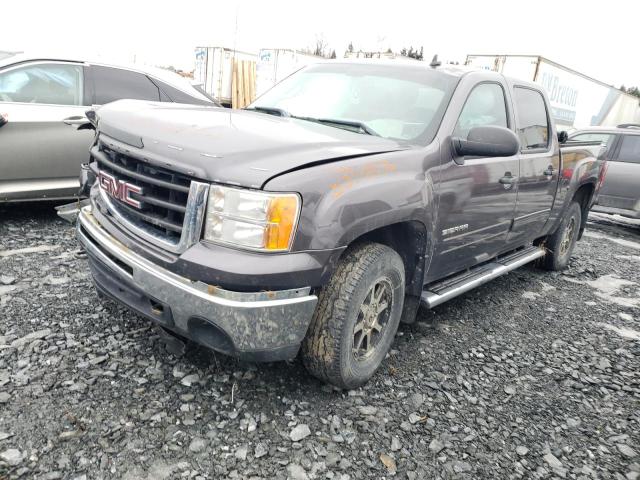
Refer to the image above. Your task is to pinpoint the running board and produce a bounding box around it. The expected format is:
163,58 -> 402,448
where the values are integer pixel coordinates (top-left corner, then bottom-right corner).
421,246 -> 545,308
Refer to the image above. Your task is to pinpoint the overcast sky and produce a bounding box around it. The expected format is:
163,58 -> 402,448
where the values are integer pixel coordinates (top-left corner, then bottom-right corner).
4,0 -> 639,87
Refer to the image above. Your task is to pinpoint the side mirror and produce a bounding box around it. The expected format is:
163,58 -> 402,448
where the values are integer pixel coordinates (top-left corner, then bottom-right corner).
452,125 -> 520,164
77,109 -> 98,131
558,130 -> 568,144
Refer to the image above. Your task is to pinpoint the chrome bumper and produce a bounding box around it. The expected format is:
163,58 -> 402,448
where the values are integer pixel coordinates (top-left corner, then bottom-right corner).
76,205 -> 318,361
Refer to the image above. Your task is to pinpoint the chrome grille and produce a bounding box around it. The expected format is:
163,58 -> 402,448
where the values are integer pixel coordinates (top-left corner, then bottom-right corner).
91,136 -> 209,254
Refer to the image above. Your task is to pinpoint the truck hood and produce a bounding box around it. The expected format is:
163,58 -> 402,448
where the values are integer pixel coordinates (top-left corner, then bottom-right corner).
96,100 -> 408,189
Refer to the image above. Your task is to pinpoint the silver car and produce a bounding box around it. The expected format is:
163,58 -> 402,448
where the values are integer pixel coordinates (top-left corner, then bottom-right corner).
0,51 -> 218,203
570,124 -> 640,218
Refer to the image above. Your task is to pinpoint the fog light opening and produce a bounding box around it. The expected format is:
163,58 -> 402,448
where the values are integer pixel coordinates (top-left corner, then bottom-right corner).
188,317 -> 235,354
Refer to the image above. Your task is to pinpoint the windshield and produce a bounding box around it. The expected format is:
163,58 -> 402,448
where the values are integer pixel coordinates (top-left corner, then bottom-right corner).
250,63 -> 458,144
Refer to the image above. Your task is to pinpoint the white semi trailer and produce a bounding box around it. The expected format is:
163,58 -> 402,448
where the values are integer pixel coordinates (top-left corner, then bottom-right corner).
465,55 -> 640,130
194,47 -> 257,106
256,49 -> 324,97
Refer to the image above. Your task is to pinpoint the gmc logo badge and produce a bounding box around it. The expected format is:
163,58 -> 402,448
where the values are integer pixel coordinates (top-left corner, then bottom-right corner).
98,171 -> 143,209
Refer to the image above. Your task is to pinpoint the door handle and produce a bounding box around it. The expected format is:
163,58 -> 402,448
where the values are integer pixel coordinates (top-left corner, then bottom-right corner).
499,172 -> 517,184
543,165 -> 554,176
499,173 -> 517,190
63,116 -> 89,125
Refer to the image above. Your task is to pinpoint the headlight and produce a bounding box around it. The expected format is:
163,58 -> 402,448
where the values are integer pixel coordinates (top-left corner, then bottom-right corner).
203,185 -> 301,252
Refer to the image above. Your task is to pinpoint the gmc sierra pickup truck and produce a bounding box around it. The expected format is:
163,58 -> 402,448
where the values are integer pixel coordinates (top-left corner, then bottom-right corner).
75,61 -> 606,388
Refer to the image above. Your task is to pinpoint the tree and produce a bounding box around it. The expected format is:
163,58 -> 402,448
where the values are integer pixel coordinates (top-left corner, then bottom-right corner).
348,42 -> 354,53
399,46 -> 425,61
313,35 -> 328,57
302,34 -> 336,59
620,85 -> 640,103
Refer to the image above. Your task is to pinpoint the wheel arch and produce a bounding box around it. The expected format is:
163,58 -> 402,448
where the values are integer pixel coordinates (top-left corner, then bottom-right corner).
572,181 -> 596,239
341,220 -> 430,297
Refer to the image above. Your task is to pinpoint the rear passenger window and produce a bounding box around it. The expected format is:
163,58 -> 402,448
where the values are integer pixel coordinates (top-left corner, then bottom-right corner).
91,66 -> 160,105
514,88 -> 550,150
454,83 -> 508,138
617,135 -> 640,163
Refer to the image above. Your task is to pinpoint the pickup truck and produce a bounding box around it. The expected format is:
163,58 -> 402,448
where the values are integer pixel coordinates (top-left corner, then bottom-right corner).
75,61 -> 606,388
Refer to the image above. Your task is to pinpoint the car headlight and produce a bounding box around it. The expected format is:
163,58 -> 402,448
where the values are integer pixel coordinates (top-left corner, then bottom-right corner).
203,185 -> 301,252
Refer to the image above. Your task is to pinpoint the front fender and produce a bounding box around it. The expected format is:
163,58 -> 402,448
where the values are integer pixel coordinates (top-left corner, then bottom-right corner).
264,146 -> 440,252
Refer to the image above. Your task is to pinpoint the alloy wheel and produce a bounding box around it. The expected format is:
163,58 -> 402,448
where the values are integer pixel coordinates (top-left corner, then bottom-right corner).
352,278 -> 393,360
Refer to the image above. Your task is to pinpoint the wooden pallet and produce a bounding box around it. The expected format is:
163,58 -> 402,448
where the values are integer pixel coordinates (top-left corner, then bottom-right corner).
231,59 -> 256,109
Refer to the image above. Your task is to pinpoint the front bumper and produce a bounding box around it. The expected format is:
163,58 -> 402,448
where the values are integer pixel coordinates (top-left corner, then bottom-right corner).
77,205 -> 318,361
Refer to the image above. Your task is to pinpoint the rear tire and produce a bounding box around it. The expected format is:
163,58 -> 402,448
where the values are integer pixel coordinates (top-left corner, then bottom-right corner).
301,242 -> 405,389
539,201 -> 582,271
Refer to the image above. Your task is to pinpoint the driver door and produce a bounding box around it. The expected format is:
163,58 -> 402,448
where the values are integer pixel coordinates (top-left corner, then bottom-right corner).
429,81 -> 519,281
0,61 -> 93,200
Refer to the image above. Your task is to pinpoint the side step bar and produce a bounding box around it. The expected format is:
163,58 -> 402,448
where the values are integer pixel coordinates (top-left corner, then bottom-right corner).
421,246 -> 545,308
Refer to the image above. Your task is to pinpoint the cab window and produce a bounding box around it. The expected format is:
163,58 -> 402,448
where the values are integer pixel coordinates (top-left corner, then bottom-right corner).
0,63 -> 83,105
454,83 -> 508,138
617,135 -> 640,164
513,87 -> 550,150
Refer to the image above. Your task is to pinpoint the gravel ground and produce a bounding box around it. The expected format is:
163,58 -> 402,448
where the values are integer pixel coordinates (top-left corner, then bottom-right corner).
0,204 -> 638,480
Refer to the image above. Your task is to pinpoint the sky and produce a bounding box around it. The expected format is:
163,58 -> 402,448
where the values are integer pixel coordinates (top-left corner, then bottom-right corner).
4,0 -> 639,88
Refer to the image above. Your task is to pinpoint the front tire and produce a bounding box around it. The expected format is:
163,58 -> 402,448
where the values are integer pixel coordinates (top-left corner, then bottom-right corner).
301,243 -> 405,389
539,201 -> 582,271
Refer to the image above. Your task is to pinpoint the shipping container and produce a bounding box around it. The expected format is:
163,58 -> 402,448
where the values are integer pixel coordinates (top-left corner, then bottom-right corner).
256,49 -> 324,97
194,47 -> 257,106
465,54 -> 640,130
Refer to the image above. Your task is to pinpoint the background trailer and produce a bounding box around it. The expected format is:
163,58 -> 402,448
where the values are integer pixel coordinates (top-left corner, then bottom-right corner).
465,54 -> 640,130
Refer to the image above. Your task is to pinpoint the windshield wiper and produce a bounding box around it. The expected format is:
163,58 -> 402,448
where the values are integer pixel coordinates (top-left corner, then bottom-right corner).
293,116 -> 380,136
244,108 -> 379,136
244,106 -> 290,117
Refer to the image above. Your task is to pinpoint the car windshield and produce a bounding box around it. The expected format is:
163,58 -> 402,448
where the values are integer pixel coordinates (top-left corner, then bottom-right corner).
249,63 -> 458,144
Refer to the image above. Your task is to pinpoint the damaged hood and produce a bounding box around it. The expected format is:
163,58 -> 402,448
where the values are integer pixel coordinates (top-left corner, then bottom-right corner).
95,100 -> 407,188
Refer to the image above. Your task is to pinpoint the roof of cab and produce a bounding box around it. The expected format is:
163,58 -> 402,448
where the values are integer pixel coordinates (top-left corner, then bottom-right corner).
305,59 -> 544,88
310,58 -> 475,77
